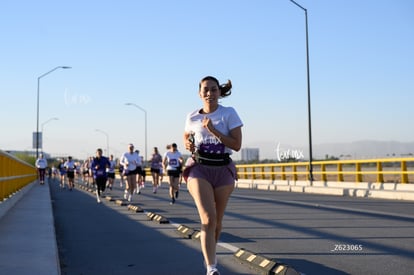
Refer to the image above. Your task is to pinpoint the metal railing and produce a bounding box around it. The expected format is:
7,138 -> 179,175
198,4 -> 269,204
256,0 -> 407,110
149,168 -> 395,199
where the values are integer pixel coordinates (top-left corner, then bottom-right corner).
0,150 -> 37,201
236,158 -> 414,184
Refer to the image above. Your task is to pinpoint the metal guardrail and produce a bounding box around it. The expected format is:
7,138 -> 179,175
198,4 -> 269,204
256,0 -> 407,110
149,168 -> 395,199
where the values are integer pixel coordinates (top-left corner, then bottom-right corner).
236,158 -> 414,184
0,150 -> 37,201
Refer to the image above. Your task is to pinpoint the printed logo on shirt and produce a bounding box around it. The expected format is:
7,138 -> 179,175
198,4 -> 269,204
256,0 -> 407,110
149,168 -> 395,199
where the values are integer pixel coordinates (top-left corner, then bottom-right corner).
193,133 -> 225,154
199,143 -> 225,154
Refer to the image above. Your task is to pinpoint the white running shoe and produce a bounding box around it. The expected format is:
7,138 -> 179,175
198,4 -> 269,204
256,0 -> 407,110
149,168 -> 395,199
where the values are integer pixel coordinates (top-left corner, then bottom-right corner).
124,191 -> 128,200
128,194 -> 132,202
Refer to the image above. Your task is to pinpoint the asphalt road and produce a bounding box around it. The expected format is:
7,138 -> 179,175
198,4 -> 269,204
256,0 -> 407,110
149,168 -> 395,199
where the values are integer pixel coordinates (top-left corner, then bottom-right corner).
50,177 -> 414,275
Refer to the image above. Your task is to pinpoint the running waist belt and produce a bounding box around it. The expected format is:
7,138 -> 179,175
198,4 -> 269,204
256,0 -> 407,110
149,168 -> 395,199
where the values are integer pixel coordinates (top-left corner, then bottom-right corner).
193,152 -> 231,166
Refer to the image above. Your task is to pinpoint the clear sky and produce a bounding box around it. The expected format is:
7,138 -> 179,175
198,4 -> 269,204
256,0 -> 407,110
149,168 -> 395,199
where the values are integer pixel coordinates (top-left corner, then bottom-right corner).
1,0 -> 413,160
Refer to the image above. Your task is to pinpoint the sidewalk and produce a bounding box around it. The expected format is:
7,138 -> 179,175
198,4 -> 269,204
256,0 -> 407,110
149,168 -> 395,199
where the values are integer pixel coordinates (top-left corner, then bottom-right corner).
0,182 -> 60,275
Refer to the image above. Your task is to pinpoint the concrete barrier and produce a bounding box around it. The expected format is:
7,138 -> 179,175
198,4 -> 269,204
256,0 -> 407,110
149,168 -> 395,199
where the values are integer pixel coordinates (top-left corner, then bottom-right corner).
396,184 -> 414,192
276,185 -> 291,192
235,179 -> 414,201
305,186 -> 344,196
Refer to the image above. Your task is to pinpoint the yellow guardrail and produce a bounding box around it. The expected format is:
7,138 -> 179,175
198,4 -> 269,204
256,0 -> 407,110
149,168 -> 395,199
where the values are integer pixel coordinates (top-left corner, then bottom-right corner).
236,158 -> 414,184
0,150 -> 37,201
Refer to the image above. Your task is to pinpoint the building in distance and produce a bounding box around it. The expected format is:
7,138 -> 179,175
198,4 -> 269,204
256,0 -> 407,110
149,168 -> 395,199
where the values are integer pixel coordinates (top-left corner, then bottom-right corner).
241,148 -> 259,162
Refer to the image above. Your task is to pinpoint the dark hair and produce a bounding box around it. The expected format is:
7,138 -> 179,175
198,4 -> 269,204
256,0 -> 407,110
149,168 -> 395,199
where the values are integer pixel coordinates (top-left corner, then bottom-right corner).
199,76 -> 232,98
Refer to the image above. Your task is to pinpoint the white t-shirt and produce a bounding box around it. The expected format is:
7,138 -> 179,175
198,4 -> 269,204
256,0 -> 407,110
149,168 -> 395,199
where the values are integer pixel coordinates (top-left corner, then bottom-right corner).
184,105 -> 243,155
64,160 -> 76,172
120,151 -> 140,171
36,158 -> 48,169
106,160 -> 116,173
163,151 -> 182,171
137,155 -> 143,167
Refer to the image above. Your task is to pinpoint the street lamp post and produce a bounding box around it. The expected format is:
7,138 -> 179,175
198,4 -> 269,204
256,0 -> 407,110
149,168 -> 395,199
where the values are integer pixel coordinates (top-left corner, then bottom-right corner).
36,66 -> 71,158
125,103 -> 147,162
41,117 -> 59,152
95,129 -> 109,156
290,0 -> 314,181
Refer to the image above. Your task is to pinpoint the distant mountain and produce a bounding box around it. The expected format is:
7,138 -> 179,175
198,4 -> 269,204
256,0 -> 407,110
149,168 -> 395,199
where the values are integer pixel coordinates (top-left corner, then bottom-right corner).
243,140 -> 414,160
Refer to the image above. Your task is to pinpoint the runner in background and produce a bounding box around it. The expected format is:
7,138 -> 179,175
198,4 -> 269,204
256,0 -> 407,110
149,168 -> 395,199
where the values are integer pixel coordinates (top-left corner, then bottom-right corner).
106,154 -> 116,190
58,159 -> 67,189
119,144 -> 140,202
91,148 -> 110,203
139,155 -> 146,190
81,157 -> 90,185
118,160 -> 124,188
160,144 -> 171,188
149,147 -> 162,193
64,156 -> 76,191
163,143 -> 183,205
87,156 -> 94,187
35,153 -> 48,185
134,150 -> 144,194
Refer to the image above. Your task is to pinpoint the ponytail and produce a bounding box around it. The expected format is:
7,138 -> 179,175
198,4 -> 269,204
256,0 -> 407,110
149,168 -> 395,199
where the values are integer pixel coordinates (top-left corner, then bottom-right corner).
220,79 -> 232,98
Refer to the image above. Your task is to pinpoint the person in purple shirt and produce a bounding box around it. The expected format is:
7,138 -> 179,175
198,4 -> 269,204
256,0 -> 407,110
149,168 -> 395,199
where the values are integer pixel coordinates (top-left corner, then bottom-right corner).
91,148 -> 110,203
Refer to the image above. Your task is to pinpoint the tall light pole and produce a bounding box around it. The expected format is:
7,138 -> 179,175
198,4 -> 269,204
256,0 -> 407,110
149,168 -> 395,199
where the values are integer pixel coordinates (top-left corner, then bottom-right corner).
290,0 -> 313,181
125,103 -> 147,162
95,129 -> 109,156
41,117 -> 59,152
36,66 -> 71,158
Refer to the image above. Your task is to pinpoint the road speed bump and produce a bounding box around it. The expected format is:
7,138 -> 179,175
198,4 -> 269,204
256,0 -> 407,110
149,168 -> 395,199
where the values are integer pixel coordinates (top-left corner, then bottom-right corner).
147,212 -> 156,220
115,199 -> 127,206
191,230 -> 201,241
146,212 -> 169,224
233,248 -> 300,275
176,225 -> 196,239
153,214 -> 169,224
127,204 -> 143,212
105,196 -> 114,201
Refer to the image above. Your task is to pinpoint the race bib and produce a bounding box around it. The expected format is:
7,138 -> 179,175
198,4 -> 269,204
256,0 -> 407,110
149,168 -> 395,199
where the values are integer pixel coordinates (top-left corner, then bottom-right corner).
96,170 -> 104,176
